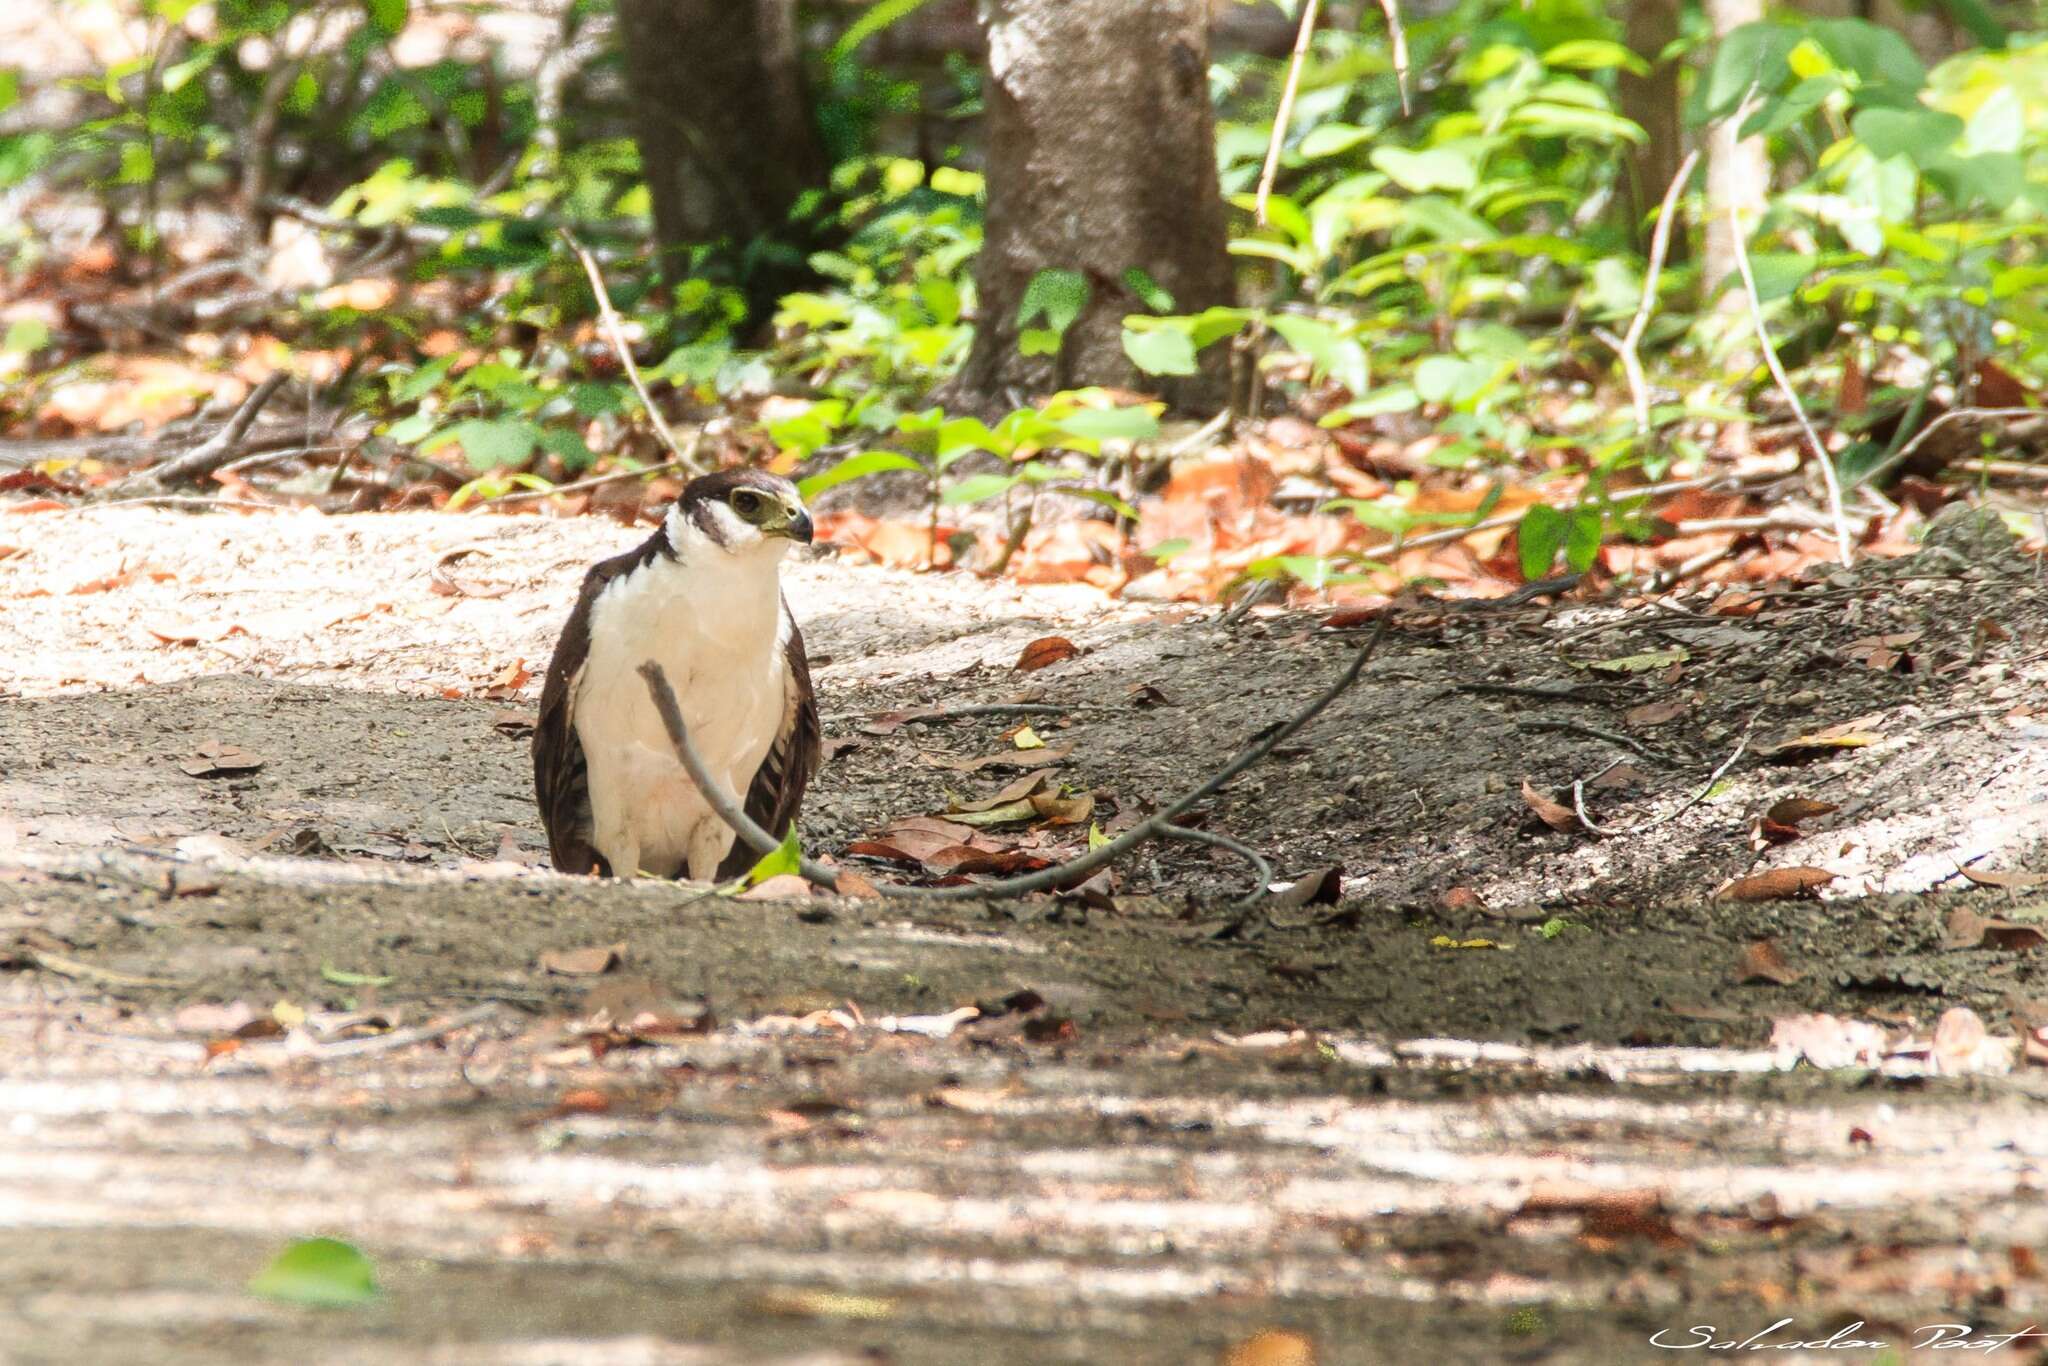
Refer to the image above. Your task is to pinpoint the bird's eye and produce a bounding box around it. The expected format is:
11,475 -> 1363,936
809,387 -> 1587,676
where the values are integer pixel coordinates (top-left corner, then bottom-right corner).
730,490 -> 765,520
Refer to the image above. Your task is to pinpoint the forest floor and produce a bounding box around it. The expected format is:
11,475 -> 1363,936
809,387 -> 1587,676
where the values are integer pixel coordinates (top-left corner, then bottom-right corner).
3,505 -> 2048,1364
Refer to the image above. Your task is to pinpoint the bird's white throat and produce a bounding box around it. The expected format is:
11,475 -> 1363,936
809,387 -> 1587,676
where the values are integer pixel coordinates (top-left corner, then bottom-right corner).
572,521 -> 795,879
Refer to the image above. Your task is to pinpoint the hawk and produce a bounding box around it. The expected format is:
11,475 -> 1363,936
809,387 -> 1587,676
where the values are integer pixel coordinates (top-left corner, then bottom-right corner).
534,469 -> 821,881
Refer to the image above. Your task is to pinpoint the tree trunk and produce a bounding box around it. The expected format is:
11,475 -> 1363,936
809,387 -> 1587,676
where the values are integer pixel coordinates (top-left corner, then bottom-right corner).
1618,0 -> 1685,254
614,0 -> 829,319
1701,0 -> 1770,321
945,0 -> 1235,411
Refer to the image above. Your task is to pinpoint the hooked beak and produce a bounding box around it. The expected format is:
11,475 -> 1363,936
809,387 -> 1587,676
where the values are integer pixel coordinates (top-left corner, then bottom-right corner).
769,504 -> 814,545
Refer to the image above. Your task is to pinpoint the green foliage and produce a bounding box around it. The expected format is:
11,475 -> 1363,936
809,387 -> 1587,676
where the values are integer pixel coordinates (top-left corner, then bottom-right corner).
248,1238 -> 378,1308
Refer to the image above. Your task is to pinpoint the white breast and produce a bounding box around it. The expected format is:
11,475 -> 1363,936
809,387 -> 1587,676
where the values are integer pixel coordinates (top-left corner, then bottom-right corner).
573,548 -> 790,880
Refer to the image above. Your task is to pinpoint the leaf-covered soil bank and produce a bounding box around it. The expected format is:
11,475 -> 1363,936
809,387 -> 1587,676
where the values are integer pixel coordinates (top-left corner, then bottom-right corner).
2,507 -> 2047,1362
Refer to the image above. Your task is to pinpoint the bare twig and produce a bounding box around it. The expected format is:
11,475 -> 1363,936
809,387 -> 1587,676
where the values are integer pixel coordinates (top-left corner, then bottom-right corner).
1375,0 -> 1411,115
121,373 -> 288,492
1595,150 -> 1700,437
637,616 -> 1392,903
560,229 -> 709,476
1159,821 -> 1272,910
1855,407 -> 2043,489
1255,0 -> 1322,229
1956,457 -> 2048,481
1572,713 -> 1756,837
1727,205 -> 1853,567
488,456 -> 692,507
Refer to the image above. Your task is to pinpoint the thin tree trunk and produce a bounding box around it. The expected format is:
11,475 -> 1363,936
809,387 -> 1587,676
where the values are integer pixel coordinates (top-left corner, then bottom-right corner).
615,0 -> 829,318
1618,0 -> 1684,254
1701,0 -> 1769,319
943,0 -> 1235,412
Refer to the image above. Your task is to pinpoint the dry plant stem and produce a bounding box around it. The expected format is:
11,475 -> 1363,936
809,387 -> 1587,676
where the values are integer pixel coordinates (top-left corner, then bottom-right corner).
490,456 -> 691,507
123,372 -> 288,491
1596,150 -> 1700,436
1857,407 -> 2043,488
1572,714 -> 1755,837
560,229 -> 709,475
1158,821 -> 1272,910
1726,206 -> 1853,567
1376,0 -> 1411,114
1959,458 -> 2048,481
638,616 -> 1392,903
1255,0 -> 1323,228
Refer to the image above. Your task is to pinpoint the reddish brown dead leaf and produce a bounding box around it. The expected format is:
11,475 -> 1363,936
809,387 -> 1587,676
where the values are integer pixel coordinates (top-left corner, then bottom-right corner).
835,871 -> 881,899
920,744 -> 1073,774
1755,717 -> 1885,760
924,846 -> 1051,876
3,499 -> 69,515
1958,865 -> 2048,890
1973,357 -> 2035,409
1015,635 -> 1079,672
1127,682 -> 1175,707
1439,886 -> 1486,912
1028,789 -> 1095,826
69,563 -> 171,595
1222,1329 -> 1318,1366
1624,698 -> 1689,729
1836,349 -> 1867,416
177,740 -> 265,778
1945,906 -> 2048,952
1735,939 -> 1804,985
950,772 -> 1052,813
551,1088 -> 615,1117
1520,778 -> 1577,833
1766,798 -> 1839,826
1711,590 -> 1764,617
483,659 -> 531,700
539,943 -> 625,976
1718,867 -> 1835,902
146,617 -> 248,646
1589,764 -> 1647,791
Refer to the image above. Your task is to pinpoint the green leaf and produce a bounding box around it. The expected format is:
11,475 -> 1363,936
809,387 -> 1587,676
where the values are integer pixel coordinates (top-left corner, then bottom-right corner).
0,70 -> 19,117
1053,406 -> 1160,442
1564,508 -> 1604,574
1120,268 -> 1175,313
248,1238 -> 378,1308
1018,327 -> 1064,358
1122,325 -> 1199,377
1299,123 -> 1375,159
1810,18 -> 1925,96
384,411 -> 435,444
2,318 -> 49,355
537,427 -> 595,472
798,451 -> 926,501
1370,146 -> 1480,194
826,0 -> 937,65
362,0 -> 408,36
1923,150 -> 2023,209
1738,75 -> 1843,138
941,473 -> 1022,505
1017,268 -> 1088,337
1851,107 -> 1963,166
1508,103 -> 1646,145
429,418 -> 539,471
1732,253 -> 1811,304
1698,23 -> 1800,122
1268,315 -> 1367,396
320,964 -> 395,988
1146,538 -> 1190,563
1541,40 -> 1649,75
745,830 -> 802,886
1063,487 -> 1140,520
1516,504 -> 1568,581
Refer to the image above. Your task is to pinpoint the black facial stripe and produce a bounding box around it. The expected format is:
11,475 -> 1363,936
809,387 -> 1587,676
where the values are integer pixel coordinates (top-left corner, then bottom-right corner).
689,497 -> 730,548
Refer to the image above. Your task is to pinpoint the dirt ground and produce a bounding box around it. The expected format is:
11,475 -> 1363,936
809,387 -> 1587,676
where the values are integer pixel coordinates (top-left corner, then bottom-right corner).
4,505 -> 2048,1364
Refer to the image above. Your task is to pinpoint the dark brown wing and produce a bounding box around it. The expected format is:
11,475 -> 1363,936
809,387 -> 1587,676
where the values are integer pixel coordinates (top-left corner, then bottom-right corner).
714,598 -> 822,881
534,538 -> 664,875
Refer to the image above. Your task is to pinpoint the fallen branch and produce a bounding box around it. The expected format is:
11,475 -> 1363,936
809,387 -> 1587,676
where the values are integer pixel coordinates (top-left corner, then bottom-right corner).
638,615 -> 1391,903
119,373 -> 289,492
1254,0 -> 1322,229
1855,406 -> 2044,489
1595,150 -> 1699,438
1727,205 -> 1854,567
560,229 -> 709,476
1572,714 -> 1756,837
1375,0 -> 1411,115
489,455 -> 693,507
1159,821 -> 1272,911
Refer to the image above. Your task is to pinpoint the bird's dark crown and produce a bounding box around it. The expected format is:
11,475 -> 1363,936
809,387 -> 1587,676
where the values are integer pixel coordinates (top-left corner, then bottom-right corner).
679,467 -> 801,507
669,467 -> 812,552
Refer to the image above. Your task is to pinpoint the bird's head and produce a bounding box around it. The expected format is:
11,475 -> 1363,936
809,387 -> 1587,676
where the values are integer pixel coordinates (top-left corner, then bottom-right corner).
666,469 -> 814,561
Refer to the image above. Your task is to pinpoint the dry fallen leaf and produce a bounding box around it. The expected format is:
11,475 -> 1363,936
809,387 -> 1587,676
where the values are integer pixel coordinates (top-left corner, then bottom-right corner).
1755,717 -> 1885,760
920,744 -> 1073,774
1010,724 -> 1046,750
949,772 -> 1053,813
741,874 -> 815,900
177,740 -> 266,779
1585,646 -> 1689,674
1015,635 -> 1079,672
1028,789 -> 1095,826
1266,866 -> 1344,914
1944,906 -> 2048,952
1520,778 -> 1577,833
1958,865 -> 2048,890
539,943 -> 625,976
147,617 -> 248,646
1223,1329 -> 1318,1366
1717,867 -> 1835,902
1624,698 -> 1689,729
1735,939 -> 1804,985
1769,1012 -> 1885,1068
1766,798 -> 1839,825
